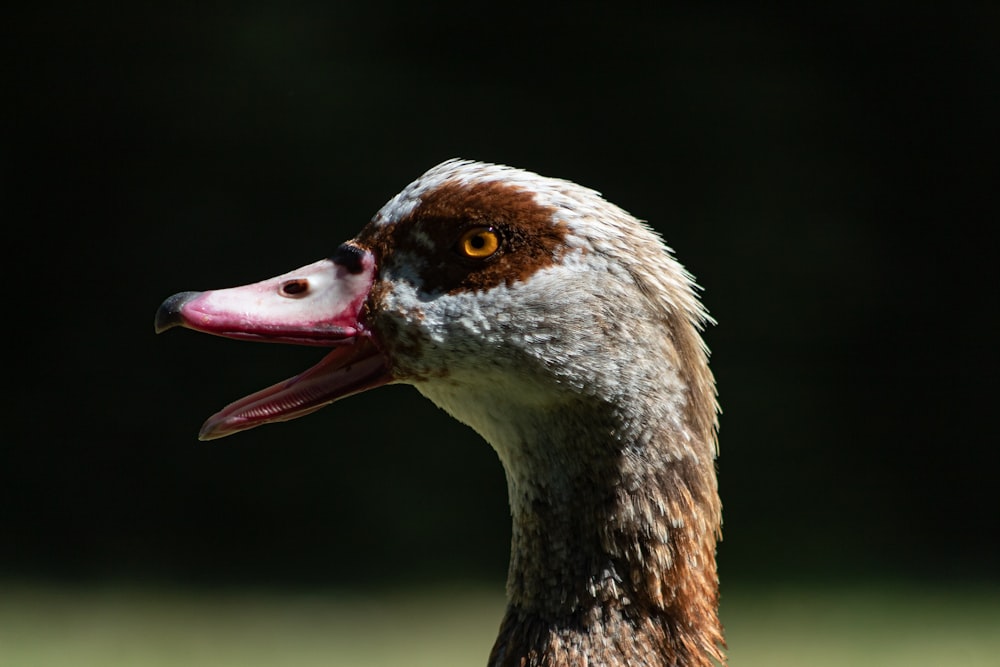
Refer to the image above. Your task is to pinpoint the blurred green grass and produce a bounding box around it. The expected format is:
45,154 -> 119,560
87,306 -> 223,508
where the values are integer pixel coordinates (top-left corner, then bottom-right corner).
1,581 -> 997,666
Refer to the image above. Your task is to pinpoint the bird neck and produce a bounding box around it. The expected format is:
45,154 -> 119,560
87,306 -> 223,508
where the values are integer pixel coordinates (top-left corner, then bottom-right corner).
487,396 -> 725,667
410,299 -> 725,666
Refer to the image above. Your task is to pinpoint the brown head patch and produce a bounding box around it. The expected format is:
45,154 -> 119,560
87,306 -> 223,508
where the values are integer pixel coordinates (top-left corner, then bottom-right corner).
356,178 -> 569,295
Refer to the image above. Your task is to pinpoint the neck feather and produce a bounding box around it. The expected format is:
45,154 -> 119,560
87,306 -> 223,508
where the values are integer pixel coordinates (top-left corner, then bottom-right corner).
485,317 -> 724,667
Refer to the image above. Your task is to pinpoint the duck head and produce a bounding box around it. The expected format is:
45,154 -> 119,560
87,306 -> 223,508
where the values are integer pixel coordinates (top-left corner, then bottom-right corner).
156,160 -> 713,447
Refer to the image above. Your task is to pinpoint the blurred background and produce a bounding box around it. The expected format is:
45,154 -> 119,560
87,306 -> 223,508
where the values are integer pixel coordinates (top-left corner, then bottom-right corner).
5,2 -> 998,665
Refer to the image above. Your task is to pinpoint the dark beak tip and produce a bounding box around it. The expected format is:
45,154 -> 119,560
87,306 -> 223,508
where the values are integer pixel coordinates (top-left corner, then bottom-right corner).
154,290 -> 202,334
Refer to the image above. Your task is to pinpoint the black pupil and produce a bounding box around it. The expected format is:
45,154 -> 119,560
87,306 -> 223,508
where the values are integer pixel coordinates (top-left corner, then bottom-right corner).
470,234 -> 486,249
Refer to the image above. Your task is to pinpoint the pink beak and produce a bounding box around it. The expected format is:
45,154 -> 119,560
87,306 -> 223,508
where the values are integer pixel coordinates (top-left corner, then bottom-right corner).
155,246 -> 392,440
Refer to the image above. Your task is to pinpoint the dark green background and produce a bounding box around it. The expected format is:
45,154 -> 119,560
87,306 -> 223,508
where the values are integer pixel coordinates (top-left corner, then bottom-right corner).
6,4 -> 997,589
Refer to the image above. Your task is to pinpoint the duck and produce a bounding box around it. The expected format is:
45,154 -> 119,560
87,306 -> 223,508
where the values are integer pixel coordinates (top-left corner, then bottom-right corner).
155,159 -> 725,667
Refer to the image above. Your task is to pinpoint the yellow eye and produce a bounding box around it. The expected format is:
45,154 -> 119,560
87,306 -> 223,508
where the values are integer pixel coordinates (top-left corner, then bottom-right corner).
457,226 -> 501,259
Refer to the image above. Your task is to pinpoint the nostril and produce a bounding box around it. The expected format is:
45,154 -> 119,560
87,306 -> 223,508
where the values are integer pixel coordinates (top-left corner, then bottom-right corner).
280,279 -> 309,297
